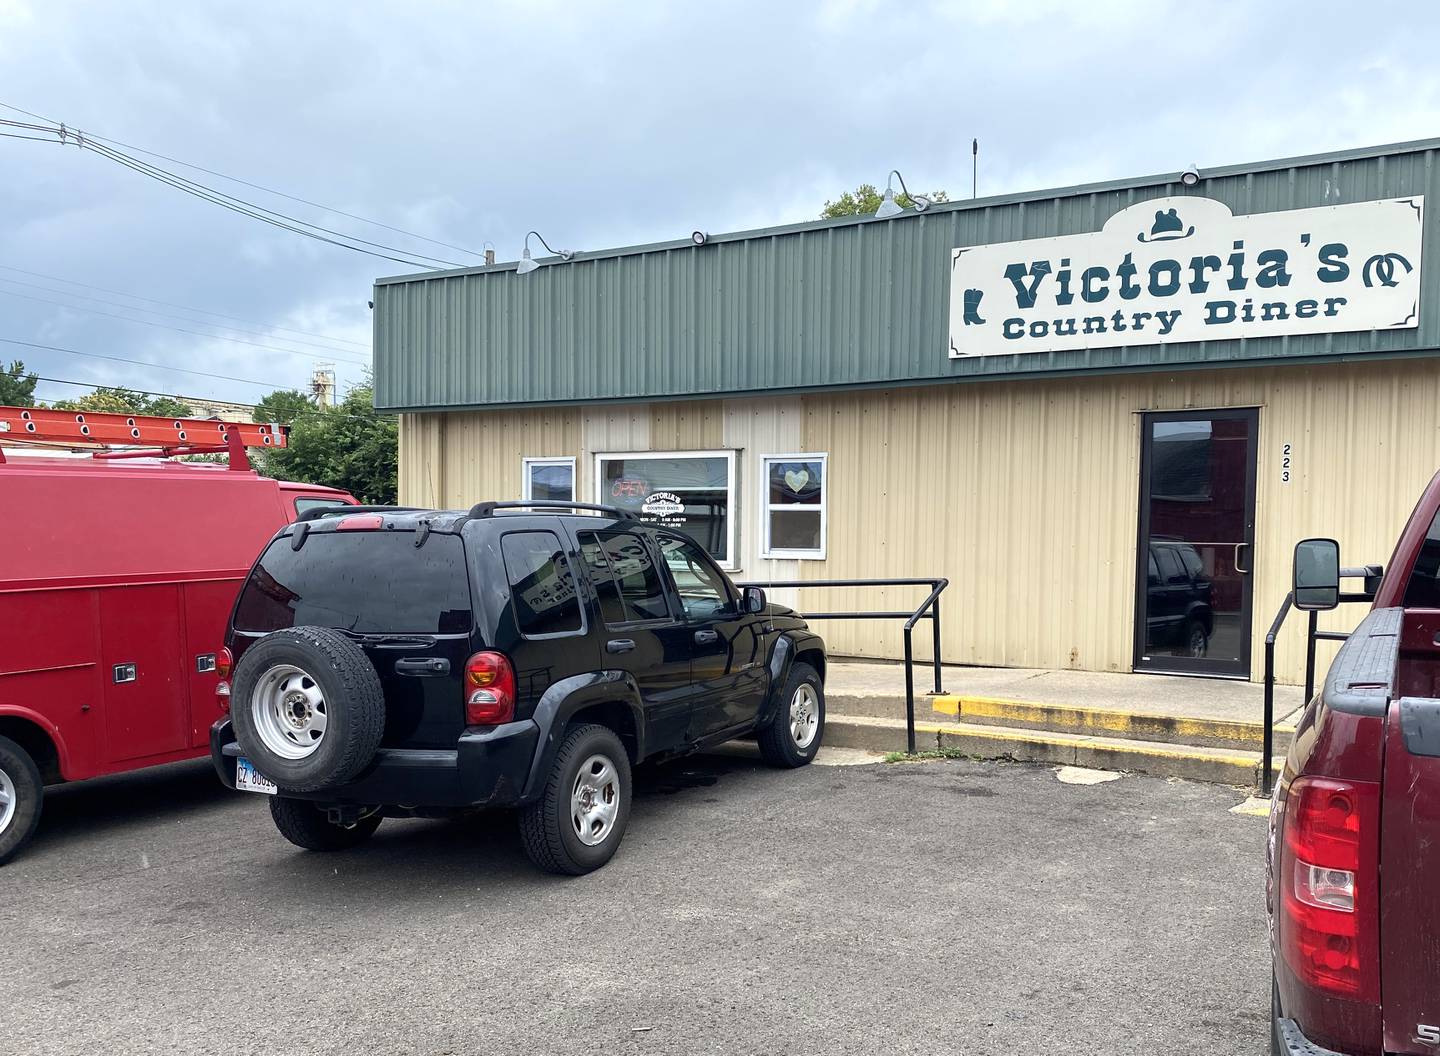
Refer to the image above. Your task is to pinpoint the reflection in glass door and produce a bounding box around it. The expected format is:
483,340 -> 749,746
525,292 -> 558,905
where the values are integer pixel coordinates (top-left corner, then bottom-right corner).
1134,409 -> 1258,677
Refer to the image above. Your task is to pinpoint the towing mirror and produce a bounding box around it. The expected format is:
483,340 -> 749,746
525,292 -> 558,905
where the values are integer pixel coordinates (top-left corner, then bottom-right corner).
1293,538 -> 1340,611
742,586 -> 767,615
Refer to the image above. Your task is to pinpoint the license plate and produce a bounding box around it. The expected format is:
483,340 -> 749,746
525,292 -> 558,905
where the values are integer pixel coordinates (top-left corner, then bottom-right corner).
235,757 -> 278,795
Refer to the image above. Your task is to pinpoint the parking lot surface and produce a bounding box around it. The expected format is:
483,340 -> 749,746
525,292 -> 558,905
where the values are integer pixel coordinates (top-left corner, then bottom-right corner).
0,752 -> 1269,1055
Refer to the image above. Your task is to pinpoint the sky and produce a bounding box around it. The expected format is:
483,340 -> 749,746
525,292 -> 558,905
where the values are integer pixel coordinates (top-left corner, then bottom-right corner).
1,0 -> 1438,410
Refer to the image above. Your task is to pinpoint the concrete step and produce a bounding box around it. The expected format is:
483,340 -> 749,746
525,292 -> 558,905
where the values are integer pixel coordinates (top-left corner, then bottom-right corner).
824,714 -> 1283,788
928,694 -> 1295,754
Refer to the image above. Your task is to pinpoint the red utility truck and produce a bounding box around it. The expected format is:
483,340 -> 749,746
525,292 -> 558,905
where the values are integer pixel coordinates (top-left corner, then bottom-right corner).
1270,471 -> 1440,1056
0,406 -> 354,864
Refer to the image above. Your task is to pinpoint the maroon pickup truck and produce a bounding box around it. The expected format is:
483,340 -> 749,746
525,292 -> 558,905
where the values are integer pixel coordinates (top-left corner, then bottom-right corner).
1270,471 -> 1440,1056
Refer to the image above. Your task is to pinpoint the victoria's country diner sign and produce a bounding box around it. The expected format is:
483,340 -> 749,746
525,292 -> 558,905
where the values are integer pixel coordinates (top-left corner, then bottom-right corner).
948,196 -> 1423,358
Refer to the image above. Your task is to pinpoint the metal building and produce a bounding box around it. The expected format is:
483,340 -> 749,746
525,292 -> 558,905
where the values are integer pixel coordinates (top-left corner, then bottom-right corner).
373,138 -> 1439,685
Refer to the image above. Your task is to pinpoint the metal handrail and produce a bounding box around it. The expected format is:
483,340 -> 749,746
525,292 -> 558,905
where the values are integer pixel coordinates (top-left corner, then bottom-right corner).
1260,567 -> 1378,795
738,577 -> 949,754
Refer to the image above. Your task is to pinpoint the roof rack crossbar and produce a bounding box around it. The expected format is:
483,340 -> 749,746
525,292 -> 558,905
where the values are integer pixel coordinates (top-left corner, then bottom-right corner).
466,500 -> 635,520
295,504 -> 426,523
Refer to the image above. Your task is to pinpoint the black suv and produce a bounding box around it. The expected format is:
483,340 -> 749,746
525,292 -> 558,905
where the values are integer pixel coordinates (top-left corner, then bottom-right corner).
209,501 -> 827,874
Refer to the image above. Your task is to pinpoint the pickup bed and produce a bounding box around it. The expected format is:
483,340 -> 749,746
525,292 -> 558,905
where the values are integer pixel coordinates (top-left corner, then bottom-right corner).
1270,470 -> 1440,1056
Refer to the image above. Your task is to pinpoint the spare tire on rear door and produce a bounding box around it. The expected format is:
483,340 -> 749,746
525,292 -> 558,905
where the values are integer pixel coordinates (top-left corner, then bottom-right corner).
230,627 -> 386,793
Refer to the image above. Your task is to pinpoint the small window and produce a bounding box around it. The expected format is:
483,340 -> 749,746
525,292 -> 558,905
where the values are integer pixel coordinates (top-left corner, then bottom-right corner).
500,531 -> 583,638
523,457 -> 575,502
761,454 -> 826,559
578,531 -> 669,622
293,497 -> 348,516
657,533 -> 733,621
595,451 -> 737,568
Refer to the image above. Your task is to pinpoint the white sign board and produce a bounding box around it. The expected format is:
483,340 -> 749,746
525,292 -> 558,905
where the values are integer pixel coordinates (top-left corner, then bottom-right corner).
948,196 -> 1423,358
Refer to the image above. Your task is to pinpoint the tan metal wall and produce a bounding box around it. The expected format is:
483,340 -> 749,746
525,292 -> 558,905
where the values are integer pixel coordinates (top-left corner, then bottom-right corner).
399,357 -> 1440,685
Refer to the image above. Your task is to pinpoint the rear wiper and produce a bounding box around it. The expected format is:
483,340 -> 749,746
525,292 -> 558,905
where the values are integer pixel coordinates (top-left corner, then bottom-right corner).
338,631 -> 437,646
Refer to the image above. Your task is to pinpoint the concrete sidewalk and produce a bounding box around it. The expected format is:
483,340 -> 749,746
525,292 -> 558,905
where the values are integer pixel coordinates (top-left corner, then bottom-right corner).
822,659 -> 1306,786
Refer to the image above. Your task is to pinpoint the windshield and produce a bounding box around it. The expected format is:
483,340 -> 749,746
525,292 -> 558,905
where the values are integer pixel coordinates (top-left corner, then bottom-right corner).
234,531 -> 472,635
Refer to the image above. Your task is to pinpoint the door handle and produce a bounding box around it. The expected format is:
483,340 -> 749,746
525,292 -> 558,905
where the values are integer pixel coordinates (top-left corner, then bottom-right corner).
606,639 -> 636,654
1234,542 -> 1251,575
694,629 -> 720,645
394,657 -> 450,676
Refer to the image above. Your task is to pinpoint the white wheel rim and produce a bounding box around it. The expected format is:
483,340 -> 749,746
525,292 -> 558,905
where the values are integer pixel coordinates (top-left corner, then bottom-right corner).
790,683 -> 820,749
570,753 -> 620,847
251,664 -> 329,760
0,767 -> 15,837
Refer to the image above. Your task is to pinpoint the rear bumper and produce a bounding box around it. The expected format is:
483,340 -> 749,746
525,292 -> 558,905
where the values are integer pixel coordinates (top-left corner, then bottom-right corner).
209,717 -> 540,809
1273,1016 -> 1352,1056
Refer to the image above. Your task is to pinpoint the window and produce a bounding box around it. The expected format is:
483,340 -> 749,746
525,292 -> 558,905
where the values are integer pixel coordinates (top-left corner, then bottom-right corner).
234,533 -> 472,635
500,531 -> 583,637
761,454 -> 826,559
577,530 -> 670,623
293,497 -> 349,517
657,533 -> 734,621
595,451 -> 737,568
522,457 -> 575,502
1403,507 -> 1440,608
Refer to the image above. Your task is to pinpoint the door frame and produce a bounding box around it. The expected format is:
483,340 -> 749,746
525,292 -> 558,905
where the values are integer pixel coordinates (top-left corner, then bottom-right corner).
1132,406 -> 1259,679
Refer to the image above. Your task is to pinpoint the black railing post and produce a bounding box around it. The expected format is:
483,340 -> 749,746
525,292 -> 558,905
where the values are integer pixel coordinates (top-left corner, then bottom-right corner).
1262,637 -> 1276,797
931,585 -> 944,695
1304,609 -> 1319,705
903,627 -> 917,754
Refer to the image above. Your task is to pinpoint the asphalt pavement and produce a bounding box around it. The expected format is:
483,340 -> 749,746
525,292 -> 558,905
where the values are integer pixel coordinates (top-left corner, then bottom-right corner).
0,750 -> 1270,1055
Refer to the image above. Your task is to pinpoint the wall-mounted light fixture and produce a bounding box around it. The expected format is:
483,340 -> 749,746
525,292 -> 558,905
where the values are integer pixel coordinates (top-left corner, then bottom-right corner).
691,230 -> 710,246
516,230 -> 575,275
1180,164 -> 1201,188
874,169 -> 931,219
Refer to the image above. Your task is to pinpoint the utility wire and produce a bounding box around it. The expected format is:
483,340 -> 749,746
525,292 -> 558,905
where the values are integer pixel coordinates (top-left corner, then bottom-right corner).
1,112 -> 464,270
0,99 -> 488,261
0,338 -> 294,389
0,263 -> 370,349
0,287 -> 370,365
0,274 -> 367,356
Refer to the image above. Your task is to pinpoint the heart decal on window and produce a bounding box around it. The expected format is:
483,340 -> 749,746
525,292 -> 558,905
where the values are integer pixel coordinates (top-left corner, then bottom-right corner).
784,468 -> 809,493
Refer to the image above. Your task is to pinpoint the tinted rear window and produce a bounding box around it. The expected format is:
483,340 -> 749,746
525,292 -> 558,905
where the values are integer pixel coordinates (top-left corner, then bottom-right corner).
501,531 -> 583,637
234,532 -> 472,634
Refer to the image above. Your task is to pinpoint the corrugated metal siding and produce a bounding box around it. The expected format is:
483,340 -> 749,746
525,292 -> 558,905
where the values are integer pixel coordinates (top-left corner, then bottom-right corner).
399,355 -> 1440,685
375,142 -> 1440,412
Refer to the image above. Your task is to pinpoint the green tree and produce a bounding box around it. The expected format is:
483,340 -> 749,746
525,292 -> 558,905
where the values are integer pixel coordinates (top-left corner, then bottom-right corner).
251,389 -> 315,426
821,183 -> 949,219
259,381 -> 397,504
0,360 -> 38,406
49,387 -> 194,418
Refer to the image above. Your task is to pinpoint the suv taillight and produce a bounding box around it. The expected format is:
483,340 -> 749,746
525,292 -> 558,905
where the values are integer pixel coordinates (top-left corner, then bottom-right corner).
1279,776 -> 1380,999
215,647 -> 234,713
464,651 -> 515,726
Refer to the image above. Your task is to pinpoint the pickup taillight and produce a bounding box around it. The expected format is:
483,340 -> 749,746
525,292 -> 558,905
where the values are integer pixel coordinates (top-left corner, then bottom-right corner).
1279,776 -> 1380,1000
464,651 -> 515,726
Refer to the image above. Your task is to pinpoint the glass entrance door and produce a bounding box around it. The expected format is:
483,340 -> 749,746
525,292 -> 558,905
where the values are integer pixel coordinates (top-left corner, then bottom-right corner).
1134,409 -> 1258,677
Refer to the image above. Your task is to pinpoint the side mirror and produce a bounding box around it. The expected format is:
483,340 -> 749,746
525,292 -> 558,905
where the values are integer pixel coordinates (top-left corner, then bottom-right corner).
1293,538 -> 1340,611
741,585 -> 767,615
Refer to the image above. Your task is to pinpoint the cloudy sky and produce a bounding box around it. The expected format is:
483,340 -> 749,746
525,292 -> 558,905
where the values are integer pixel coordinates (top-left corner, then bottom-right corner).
1,0 -> 1437,409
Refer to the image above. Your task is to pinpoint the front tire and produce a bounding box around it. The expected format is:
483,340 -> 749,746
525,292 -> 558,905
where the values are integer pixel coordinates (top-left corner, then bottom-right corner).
758,662 -> 825,768
0,736 -> 44,866
269,797 -> 381,851
519,724 -> 631,876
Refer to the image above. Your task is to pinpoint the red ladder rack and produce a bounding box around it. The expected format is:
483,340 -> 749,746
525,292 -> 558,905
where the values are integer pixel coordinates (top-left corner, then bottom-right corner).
0,405 -> 287,471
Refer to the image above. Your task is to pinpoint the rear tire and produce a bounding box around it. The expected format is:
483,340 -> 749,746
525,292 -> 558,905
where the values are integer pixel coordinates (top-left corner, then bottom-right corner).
230,627 -> 386,793
519,724 -> 631,876
758,662 -> 824,768
0,736 -> 43,867
269,797 -> 381,851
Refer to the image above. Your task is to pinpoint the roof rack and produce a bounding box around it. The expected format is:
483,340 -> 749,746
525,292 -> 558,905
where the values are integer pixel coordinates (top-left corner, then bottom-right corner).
0,404 -> 286,471
466,500 -> 635,520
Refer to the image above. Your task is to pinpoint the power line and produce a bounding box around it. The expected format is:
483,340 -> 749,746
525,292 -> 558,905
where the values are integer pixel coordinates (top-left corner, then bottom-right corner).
1,111 -> 464,271
0,337 -> 294,389
0,286 -> 370,365
0,99 -> 489,261
0,274 -> 368,356
0,263 -> 370,349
